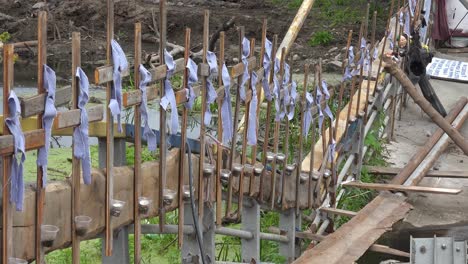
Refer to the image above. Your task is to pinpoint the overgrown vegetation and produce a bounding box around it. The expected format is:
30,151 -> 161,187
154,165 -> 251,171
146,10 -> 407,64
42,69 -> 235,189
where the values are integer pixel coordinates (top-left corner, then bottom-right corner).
308,30 -> 334,47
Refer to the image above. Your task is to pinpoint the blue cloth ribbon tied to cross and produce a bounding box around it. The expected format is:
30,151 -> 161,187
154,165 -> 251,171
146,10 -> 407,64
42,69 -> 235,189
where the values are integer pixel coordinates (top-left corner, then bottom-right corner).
240,37 -> 250,102
316,84 -> 324,133
5,91 -> 26,211
287,80 -> 297,121
185,58 -> 198,110
247,71 -> 258,146
303,91 -> 314,137
221,63 -> 233,144
280,63 -> 291,120
388,30 -> 394,50
273,58 -> 282,121
328,138 -> 336,163
109,40 -> 128,133
139,65 -> 157,151
37,64 -> 57,187
262,38 -> 273,101
160,49 -> 179,135
322,80 -> 334,122
342,46 -> 354,82
204,51 -> 219,126
74,67 -> 92,185
404,11 -> 411,36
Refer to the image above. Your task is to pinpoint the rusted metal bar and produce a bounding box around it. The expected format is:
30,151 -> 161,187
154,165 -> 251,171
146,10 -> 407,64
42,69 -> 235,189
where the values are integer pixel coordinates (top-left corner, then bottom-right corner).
198,10 -> 209,222
36,11 -> 47,263
373,0 -> 395,97
104,0 -> 114,255
295,64 -> 309,215
178,27 -> 191,246
2,43 -> 14,264
259,34 -> 278,202
383,58 -> 468,155
133,22 -> 143,262
158,0 -> 168,232
71,31 -> 81,264
215,31 -> 225,226
226,26 -> 244,218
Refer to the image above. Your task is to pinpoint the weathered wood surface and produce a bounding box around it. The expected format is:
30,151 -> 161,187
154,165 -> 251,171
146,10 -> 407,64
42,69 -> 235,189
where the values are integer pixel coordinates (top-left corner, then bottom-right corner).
293,192 -> 412,264
53,105 -> 104,130
367,166 -> 468,179
0,129 -> 45,155
2,149 -> 198,261
20,86 -> 73,118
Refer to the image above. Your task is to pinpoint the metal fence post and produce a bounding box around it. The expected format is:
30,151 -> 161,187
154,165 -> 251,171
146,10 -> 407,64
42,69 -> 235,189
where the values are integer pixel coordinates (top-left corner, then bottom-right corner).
102,226 -> 130,264
98,138 -> 127,168
241,197 -> 260,263
182,203 -> 201,263
279,208 -> 296,263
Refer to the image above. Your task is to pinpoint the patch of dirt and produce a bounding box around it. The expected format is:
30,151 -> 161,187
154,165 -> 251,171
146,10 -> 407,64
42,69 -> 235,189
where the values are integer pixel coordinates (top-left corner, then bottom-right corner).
1,0 -> 389,73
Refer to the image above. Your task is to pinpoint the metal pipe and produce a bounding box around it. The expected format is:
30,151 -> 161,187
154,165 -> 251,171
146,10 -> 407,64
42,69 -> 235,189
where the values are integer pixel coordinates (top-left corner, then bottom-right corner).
259,232 -> 290,243
216,227 -> 254,240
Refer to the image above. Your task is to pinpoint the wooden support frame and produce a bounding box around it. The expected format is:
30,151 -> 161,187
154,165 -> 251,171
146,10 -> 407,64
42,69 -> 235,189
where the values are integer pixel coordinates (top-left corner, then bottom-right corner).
342,181 -> 462,195
366,166 -> 468,179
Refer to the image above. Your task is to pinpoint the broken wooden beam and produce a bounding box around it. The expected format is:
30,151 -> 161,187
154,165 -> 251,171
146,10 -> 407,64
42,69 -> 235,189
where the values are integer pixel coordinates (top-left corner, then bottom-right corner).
367,166 -> 468,179
319,207 -> 358,218
342,181 -> 462,195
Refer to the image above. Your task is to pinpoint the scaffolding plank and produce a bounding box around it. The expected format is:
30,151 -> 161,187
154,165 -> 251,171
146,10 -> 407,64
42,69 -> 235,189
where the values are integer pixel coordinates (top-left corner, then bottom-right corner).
342,181 -> 462,195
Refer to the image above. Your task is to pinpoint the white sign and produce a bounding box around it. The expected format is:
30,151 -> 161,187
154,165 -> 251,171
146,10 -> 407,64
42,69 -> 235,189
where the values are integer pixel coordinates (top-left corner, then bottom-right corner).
426,57 -> 468,82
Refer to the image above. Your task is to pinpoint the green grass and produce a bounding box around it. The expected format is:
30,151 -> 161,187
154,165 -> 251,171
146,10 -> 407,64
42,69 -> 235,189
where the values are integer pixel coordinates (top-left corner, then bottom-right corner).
308,31 -> 334,47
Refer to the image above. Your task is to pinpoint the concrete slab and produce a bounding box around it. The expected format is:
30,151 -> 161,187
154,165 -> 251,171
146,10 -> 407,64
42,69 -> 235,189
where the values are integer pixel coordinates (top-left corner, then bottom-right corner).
386,52 -> 468,230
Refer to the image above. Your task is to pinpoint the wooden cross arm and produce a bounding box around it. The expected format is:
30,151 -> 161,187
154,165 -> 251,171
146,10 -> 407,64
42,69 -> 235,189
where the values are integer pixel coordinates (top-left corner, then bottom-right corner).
0,129 -> 45,156
342,181 -> 462,195
123,84 -> 201,108
230,57 -> 257,78
20,86 -> 72,118
53,105 -> 104,130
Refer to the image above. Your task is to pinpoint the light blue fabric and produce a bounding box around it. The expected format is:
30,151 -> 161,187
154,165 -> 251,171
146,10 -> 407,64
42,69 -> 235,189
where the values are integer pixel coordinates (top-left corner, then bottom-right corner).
316,84 -> 324,133
262,38 -> 273,101
328,139 -> 336,163
37,64 -> 57,187
160,49 -> 178,135
109,40 -> 128,133
221,63 -> 233,144
303,91 -> 314,137
273,58 -> 282,121
185,58 -> 198,110
322,80 -> 334,122
279,63 -> 291,121
404,11 -> 411,36
388,30 -> 394,50
204,51 -> 219,126
287,80 -> 297,121
247,71 -> 258,146
74,67 -> 92,185
139,64 -> 157,151
5,91 -> 26,211
239,37 -> 250,102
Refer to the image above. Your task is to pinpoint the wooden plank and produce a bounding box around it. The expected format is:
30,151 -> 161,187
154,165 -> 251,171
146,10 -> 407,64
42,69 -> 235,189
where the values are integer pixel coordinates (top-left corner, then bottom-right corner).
53,105 -> 104,130
294,192 -> 411,264
342,181 -> 462,195
94,65 -> 130,85
0,129 -> 46,157
148,57 -> 185,82
230,56 -> 256,78
20,86 -> 72,118
320,207 -> 357,218
367,166 -> 468,179
123,84 -> 201,108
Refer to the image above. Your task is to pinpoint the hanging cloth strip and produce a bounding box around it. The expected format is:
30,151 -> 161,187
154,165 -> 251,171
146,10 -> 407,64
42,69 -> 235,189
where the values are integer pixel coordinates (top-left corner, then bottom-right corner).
239,37 -> 251,102
409,0 -> 416,16
109,40 -> 128,133
139,65 -> 157,151
322,80 -> 336,163
303,91 -> 314,137
5,91 -> 26,211
404,11 -> 411,36
247,71 -> 258,146
273,58 -> 282,121
37,64 -> 57,187
221,63 -> 233,144
316,84 -> 324,132
185,58 -> 198,110
342,46 -> 354,82
287,80 -> 297,121
74,68 -> 92,185
280,63 -> 291,121
204,51 -> 219,126
262,38 -> 273,101
160,49 -> 179,135
388,30 -> 394,50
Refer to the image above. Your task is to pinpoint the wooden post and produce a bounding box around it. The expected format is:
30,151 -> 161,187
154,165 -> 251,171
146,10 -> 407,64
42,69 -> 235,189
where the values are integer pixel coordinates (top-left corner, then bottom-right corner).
133,22 -> 142,263
280,60 -> 292,210
198,10 -> 209,222
308,63 -> 318,209
259,34 -> 278,202
178,27 -> 191,246
36,11 -> 47,263
2,43 -> 14,264
158,0 -> 168,232
216,31 -> 224,226
71,31 -> 81,264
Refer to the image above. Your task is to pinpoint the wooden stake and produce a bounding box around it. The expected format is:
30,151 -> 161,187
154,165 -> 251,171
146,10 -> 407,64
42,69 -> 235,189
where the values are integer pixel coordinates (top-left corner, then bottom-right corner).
308,63 -> 318,209
104,0 -> 114,255
198,9 -> 209,222
215,31 -> 225,226
133,22 -> 142,262
364,12 -> 377,123
71,31 -> 81,264
280,59 -> 292,210
2,43 -> 14,264
259,34 -> 278,203
36,11 -> 47,263
342,181 -> 462,195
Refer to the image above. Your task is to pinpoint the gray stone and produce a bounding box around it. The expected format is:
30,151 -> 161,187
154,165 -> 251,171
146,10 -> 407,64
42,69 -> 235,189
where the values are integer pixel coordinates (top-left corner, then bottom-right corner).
328,47 -> 338,53
32,2 -> 46,9
293,54 -> 300,61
